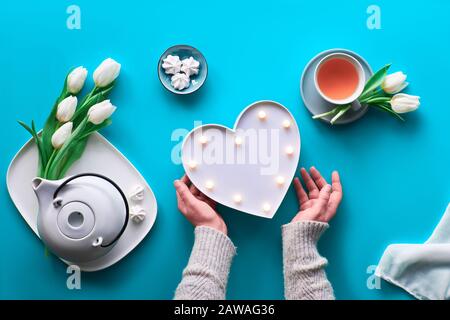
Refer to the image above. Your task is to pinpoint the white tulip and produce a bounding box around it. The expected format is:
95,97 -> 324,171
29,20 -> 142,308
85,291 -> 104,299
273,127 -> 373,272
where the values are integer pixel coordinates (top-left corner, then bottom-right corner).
390,93 -> 420,113
51,122 -> 73,149
93,58 -> 121,87
67,67 -> 88,94
87,100 -> 117,125
382,71 -> 408,94
56,96 -> 77,122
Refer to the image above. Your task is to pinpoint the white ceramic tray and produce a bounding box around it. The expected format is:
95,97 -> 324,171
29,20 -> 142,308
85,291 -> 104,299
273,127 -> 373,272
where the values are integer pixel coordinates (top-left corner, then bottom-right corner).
6,132 -> 157,271
181,100 -> 300,218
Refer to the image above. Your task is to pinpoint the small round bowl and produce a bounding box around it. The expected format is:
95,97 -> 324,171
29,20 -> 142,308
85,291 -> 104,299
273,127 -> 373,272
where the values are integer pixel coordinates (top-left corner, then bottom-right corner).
158,45 -> 208,95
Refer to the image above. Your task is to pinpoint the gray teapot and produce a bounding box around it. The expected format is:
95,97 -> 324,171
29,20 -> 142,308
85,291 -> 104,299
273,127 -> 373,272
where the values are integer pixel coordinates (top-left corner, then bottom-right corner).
32,173 -> 129,263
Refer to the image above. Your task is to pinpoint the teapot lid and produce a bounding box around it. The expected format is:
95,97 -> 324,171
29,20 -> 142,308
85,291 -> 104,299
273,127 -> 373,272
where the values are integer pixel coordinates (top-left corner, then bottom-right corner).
53,173 -> 129,248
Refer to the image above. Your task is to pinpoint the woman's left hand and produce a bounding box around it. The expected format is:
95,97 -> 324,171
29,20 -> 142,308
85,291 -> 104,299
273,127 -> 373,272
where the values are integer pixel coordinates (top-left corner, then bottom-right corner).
291,167 -> 343,223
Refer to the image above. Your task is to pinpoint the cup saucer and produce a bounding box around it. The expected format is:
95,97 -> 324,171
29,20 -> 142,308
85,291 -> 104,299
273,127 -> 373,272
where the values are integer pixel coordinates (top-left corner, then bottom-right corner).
300,49 -> 373,125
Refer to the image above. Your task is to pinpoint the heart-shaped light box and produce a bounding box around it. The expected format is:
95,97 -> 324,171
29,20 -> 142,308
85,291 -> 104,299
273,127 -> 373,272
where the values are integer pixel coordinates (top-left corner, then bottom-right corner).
181,101 -> 301,218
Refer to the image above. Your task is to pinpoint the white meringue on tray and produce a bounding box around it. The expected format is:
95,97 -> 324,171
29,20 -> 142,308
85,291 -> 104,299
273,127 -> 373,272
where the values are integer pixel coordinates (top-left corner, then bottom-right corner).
171,73 -> 190,90
162,55 -> 182,75
181,57 -> 200,77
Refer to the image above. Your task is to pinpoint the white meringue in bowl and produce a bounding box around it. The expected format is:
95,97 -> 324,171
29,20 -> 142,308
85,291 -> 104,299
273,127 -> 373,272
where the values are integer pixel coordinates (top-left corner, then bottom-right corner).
158,45 -> 207,94
162,55 -> 182,75
171,73 -> 190,90
181,57 -> 200,77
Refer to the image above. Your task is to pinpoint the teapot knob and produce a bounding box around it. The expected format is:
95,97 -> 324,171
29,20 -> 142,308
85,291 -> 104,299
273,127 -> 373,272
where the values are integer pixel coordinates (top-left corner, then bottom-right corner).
92,237 -> 103,247
53,197 -> 63,208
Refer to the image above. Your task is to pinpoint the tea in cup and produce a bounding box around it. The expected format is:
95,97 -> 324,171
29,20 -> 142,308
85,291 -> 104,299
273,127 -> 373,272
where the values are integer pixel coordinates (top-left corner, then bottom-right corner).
314,53 -> 365,105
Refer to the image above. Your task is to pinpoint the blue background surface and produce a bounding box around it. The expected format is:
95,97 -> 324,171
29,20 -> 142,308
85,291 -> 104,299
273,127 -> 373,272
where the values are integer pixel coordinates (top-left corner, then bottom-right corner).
1,0 -> 449,299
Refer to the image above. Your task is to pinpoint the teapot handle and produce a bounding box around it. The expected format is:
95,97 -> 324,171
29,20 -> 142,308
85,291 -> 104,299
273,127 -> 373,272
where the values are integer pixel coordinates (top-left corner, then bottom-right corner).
53,173 -> 130,248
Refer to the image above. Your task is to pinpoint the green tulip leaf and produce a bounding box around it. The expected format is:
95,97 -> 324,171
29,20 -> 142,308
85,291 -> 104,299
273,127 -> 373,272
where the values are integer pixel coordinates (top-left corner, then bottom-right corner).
371,104 -> 405,121
359,64 -> 391,101
77,119 -> 112,140
55,139 -> 88,179
18,120 -> 46,176
18,120 -> 35,137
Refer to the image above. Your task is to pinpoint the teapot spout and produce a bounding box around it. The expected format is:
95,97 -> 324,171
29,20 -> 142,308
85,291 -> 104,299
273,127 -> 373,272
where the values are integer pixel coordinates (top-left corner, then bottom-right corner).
32,177 -> 44,191
32,177 -> 60,205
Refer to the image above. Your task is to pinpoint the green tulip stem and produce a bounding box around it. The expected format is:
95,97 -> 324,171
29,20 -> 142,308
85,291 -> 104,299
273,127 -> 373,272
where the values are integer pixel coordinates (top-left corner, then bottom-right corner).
330,104 -> 352,125
364,96 -> 391,105
43,149 -> 58,179
312,106 -> 340,119
313,104 -> 352,125
46,118 -> 88,179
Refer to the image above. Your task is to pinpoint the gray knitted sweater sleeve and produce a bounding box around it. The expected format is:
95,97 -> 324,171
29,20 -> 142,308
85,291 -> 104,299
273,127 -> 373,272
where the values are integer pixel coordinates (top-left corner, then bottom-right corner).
174,226 -> 236,300
174,221 -> 334,300
282,221 -> 335,300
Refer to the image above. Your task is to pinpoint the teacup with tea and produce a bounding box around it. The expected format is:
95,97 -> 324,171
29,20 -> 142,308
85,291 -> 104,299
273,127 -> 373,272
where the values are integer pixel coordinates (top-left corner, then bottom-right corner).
314,53 -> 365,105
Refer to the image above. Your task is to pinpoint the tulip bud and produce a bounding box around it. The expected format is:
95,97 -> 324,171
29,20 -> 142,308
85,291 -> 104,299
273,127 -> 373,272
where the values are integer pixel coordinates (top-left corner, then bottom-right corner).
51,122 -> 73,149
93,58 -> 121,88
56,96 -> 77,123
390,93 -> 420,113
87,100 -> 117,125
67,67 -> 88,94
382,72 -> 408,94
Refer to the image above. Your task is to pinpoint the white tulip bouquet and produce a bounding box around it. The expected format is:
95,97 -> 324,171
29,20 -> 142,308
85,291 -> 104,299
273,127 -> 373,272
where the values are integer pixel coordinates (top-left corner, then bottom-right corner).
19,58 -> 121,180
314,64 -> 421,124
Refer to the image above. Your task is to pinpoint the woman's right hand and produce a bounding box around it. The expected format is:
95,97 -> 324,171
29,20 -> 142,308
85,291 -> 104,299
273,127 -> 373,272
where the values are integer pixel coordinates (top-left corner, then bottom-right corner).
291,167 -> 343,223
